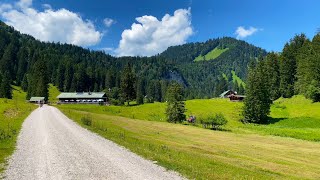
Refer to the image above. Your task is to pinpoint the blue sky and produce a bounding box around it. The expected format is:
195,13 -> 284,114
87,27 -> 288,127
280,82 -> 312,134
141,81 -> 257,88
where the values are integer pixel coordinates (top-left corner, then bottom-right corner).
0,0 -> 320,56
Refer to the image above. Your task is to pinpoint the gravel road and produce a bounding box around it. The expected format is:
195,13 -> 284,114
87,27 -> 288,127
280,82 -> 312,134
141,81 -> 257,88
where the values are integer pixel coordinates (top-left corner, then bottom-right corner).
4,105 -> 184,180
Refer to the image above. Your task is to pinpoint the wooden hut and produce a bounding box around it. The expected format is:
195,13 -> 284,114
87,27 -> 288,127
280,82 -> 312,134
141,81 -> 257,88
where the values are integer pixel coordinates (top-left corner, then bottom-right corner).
228,94 -> 246,101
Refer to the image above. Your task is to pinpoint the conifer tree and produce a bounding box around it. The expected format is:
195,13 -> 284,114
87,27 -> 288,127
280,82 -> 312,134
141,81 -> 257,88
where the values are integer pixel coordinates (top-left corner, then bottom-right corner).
243,61 -> 272,123
136,79 -> 144,105
21,74 -> 28,92
296,35 -> 320,102
265,52 -> 281,100
27,58 -> 49,101
0,71 -> 12,99
120,63 -> 136,105
280,34 -> 307,98
166,83 -> 186,123
146,81 -> 155,103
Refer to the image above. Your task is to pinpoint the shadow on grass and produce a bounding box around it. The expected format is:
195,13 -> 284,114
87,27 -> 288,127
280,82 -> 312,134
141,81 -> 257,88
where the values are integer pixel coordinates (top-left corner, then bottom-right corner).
263,117 -> 286,125
241,117 -> 286,125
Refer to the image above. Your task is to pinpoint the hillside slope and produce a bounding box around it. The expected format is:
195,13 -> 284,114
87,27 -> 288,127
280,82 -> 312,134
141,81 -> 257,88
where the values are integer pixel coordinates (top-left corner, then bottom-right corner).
0,21 -> 266,100
194,47 -> 229,61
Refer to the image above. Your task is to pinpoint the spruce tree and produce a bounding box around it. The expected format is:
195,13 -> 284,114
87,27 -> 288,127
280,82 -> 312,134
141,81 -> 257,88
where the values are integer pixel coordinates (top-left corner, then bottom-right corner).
166,83 -> 186,123
120,63 -> 136,105
265,52 -> 281,100
0,71 -> 12,99
296,35 -> 320,102
146,81 -> 155,103
21,74 -> 28,92
27,58 -> 49,101
280,34 -> 307,98
136,79 -> 144,105
243,61 -> 272,123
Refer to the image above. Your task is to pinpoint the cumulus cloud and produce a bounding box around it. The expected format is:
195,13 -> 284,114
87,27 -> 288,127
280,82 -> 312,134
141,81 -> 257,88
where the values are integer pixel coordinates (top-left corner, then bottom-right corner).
235,26 -> 261,39
116,8 -> 193,57
103,18 -> 115,27
0,0 -> 102,47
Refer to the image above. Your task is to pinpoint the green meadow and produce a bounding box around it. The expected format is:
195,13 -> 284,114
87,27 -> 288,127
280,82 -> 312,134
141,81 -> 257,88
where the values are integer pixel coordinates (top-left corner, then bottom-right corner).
194,47 -> 229,61
57,96 -> 320,179
231,70 -> 246,87
0,87 -> 36,173
57,95 -> 320,141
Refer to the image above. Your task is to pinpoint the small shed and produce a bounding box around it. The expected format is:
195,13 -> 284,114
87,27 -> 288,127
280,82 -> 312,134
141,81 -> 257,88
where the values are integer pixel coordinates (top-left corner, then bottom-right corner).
57,92 -> 107,104
29,97 -> 45,104
219,90 -> 236,98
228,94 -> 246,101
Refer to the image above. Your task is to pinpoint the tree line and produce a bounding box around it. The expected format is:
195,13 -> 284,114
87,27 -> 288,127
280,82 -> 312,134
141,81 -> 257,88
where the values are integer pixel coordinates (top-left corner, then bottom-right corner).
0,21 -> 265,102
244,33 -> 320,123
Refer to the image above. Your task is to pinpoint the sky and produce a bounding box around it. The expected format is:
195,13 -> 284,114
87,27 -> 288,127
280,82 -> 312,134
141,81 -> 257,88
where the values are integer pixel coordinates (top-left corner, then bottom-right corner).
0,0 -> 320,56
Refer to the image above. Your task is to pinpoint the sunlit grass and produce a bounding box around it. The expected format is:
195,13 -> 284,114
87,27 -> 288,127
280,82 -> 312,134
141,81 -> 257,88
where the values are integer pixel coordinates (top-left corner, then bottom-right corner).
0,86 -> 36,173
57,95 -> 320,141
58,106 -> 320,179
194,47 -> 229,61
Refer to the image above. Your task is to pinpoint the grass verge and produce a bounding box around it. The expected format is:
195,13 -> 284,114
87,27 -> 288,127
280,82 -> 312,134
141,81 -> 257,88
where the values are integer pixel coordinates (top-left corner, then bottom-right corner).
0,86 -> 36,173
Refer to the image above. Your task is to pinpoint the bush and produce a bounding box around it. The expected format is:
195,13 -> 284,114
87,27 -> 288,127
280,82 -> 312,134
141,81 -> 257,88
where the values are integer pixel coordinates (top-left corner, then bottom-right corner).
110,99 -> 123,106
199,113 -> 228,130
81,115 -> 92,126
306,82 -> 320,102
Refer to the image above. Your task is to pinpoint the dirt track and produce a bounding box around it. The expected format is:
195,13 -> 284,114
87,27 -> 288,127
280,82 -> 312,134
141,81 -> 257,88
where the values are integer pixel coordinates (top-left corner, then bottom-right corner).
4,105 -> 184,180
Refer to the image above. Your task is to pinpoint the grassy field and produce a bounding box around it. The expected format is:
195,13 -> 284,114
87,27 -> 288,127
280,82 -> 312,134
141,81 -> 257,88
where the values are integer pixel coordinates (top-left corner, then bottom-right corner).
244,96 -> 320,141
58,95 -> 320,141
194,47 -> 229,62
58,104 -> 320,179
231,70 -> 246,87
0,87 -> 36,173
57,98 -> 243,128
53,83 -> 320,179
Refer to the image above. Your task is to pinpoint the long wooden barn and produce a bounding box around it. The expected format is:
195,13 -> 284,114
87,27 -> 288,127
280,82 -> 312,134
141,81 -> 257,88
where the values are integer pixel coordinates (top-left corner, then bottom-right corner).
57,92 -> 107,104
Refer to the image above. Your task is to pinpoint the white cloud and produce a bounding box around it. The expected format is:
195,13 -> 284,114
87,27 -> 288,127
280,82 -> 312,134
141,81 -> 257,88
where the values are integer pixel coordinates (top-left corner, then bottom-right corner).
0,0 -> 102,47
235,26 -> 260,39
116,8 -> 193,57
103,18 -> 115,27
16,0 -> 32,9
42,4 -> 52,10
0,4 -> 12,14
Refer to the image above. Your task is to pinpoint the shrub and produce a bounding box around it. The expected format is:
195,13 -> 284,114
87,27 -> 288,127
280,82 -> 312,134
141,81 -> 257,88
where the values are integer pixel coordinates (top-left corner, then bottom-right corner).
110,99 -> 123,106
81,115 -> 92,126
306,82 -> 320,102
199,113 -> 228,130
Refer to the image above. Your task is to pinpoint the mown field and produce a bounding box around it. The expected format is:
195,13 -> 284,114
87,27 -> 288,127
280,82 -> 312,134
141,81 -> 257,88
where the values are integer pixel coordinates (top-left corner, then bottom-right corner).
57,104 -> 320,179
56,94 -> 320,179
0,87 -> 36,173
58,95 -> 320,141
245,96 -> 320,141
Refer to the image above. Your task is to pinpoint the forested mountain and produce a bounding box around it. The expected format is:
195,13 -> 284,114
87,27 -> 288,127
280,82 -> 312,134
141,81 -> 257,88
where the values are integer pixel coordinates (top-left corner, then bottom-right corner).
0,20 -> 267,102
160,38 -> 267,98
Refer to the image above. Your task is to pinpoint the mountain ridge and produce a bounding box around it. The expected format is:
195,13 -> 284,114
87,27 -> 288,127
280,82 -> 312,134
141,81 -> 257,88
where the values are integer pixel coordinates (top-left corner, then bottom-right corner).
0,21 -> 267,100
